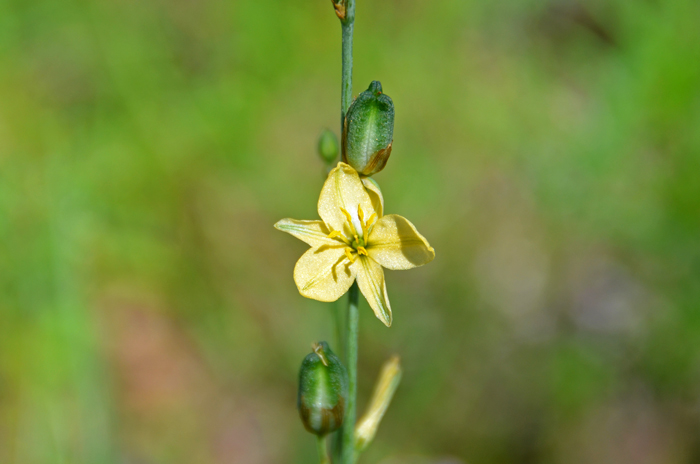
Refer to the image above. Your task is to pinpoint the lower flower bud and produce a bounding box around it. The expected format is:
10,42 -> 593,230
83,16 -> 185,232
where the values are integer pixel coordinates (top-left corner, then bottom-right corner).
298,341 -> 348,436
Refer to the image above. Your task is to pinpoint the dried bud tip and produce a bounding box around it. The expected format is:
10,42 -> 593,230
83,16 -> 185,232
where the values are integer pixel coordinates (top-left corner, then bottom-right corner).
331,0 -> 346,21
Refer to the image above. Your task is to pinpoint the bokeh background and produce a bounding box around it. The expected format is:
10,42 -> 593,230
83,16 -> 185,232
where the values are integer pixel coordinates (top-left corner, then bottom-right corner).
2,0 -> 700,463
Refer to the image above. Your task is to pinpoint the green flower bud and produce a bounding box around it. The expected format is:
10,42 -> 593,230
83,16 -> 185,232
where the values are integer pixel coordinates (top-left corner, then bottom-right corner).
318,129 -> 339,165
298,342 -> 348,436
342,81 -> 394,176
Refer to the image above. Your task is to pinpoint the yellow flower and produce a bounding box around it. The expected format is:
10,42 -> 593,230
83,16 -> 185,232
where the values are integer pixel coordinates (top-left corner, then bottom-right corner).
275,162 -> 435,327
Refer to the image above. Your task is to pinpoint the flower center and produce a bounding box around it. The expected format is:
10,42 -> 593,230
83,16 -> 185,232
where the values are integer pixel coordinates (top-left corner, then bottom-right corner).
327,204 -> 377,263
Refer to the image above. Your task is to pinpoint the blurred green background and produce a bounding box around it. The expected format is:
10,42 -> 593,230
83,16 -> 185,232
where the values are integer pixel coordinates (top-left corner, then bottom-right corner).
2,0 -> 700,463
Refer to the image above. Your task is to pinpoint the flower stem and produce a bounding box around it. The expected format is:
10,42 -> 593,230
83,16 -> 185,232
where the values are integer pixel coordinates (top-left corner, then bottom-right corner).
340,0 -> 355,128
317,436 -> 331,464
338,3 -> 357,463
342,281 -> 359,464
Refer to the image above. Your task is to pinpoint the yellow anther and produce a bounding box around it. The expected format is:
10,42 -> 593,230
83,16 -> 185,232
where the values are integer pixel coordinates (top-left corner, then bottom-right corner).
363,213 -> 378,240
357,204 -> 365,222
366,213 -> 377,228
328,229 -> 351,245
339,207 -> 354,226
357,246 -> 368,256
344,247 -> 356,263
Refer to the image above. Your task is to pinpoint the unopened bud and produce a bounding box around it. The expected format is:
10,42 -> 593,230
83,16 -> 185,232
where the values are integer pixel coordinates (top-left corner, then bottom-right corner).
318,129 -> 339,165
355,356 -> 402,451
342,81 -> 394,176
298,342 -> 348,436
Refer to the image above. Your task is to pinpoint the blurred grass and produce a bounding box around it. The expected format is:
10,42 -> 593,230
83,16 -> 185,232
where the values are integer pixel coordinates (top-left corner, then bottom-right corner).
1,0 -> 700,463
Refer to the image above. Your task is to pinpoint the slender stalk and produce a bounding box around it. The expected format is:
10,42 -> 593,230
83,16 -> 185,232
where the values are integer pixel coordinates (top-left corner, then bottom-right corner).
341,282 -> 359,464
338,3 -> 358,463
340,0 -> 356,128
317,436 -> 331,464
333,298 -> 344,357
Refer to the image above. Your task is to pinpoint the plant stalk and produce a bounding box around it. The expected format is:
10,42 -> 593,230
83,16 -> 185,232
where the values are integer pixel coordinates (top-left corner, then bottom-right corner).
317,436 -> 331,464
340,0 -> 355,128
338,3 -> 358,464
341,282 -> 359,464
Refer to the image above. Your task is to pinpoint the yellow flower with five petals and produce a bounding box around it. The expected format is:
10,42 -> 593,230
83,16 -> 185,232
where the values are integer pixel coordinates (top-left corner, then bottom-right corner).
275,162 -> 435,327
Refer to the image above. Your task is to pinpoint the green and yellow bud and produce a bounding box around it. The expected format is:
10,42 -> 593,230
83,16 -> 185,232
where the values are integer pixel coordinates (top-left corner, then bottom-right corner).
342,81 -> 394,176
298,342 -> 348,436
318,129 -> 339,165
355,356 -> 402,451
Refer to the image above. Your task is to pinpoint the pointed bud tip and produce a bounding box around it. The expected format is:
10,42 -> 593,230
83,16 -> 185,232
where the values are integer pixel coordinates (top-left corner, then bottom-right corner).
368,80 -> 383,95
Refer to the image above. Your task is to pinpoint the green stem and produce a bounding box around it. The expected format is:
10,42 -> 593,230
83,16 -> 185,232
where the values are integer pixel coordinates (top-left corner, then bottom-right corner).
317,436 -> 331,464
340,0 -> 355,129
342,282 -> 359,464
338,3 -> 358,464
333,298 -> 344,357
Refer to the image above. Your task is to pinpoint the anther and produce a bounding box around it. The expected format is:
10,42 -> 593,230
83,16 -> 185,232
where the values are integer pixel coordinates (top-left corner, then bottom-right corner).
344,247 -> 356,263
339,207 -> 354,226
328,229 -> 351,245
366,213 -> 377,228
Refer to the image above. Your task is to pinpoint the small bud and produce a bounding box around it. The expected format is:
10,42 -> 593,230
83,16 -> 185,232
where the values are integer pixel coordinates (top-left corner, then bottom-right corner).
298,342 -> 348,436
318,129 -> 339,165
355,356 -> 402,451
342,81 -> 394,176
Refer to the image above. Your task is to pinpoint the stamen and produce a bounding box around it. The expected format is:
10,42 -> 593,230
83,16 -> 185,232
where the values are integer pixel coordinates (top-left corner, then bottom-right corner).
339,207 -> 354,227
327,230 -> 351,245
365,213 -> 378,237
357,204 -> 364,222
357,246 -> 368,256
366,213 -> 377,227
344,247 -> 356,263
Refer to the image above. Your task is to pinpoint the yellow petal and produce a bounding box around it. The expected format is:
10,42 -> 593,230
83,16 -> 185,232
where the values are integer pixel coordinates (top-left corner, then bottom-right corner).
367,214 -> 435,270
294,245 -> 356,302
355,256 -> 392,327
318,162 -> 376,237
274,218 -> 338,247
361,176 -> 384,218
